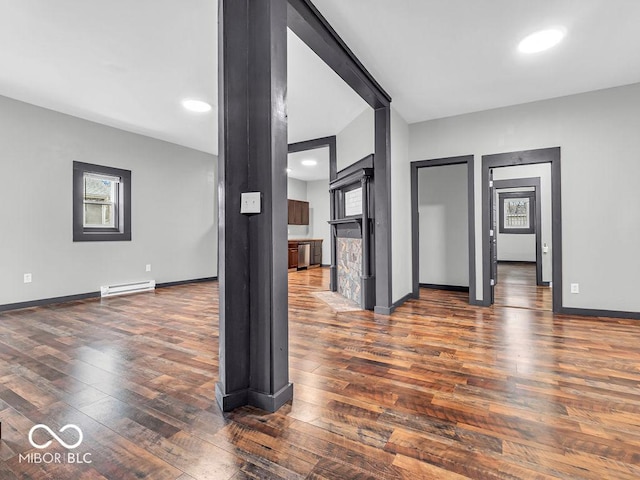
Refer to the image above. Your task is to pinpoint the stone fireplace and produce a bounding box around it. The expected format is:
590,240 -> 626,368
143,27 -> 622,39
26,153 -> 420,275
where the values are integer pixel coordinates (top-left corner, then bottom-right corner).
337,237 -> 362,303
328,156 -> 375,310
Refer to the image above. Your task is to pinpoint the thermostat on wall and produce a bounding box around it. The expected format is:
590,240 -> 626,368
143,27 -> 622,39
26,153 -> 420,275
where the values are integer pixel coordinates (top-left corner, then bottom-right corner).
241,192 -> 261,214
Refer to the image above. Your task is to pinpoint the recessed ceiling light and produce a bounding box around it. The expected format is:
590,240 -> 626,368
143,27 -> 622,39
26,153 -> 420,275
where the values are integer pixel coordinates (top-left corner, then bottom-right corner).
301,159 -> 317,166
286,168 -> 292,174
518,28 -> 565,54
181,99 -> 212,113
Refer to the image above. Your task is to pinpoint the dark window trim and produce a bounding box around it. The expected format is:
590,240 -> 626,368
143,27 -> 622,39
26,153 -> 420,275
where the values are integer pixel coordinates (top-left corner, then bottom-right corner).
498,191 -> 535,234
339,181 -> 364,219
73,161 -> 131,242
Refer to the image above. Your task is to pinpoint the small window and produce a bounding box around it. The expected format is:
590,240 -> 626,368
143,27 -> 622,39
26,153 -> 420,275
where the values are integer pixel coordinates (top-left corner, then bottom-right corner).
344,187 -> 363,217
73,162 -> 131,242
498,191 -> 535,234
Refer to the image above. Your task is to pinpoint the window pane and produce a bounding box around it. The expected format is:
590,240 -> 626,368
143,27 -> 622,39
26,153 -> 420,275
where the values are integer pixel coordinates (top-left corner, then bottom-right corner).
344,187 -> 363,216
84,173 -> 118,227
504,198 -> 530,228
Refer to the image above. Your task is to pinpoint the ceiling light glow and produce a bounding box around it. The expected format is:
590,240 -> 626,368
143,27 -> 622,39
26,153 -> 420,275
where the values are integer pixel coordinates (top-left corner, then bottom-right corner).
518,28 -> 565,54
181,99 -> 212,113
286,168 -> 292,174
301,159 -> 317,166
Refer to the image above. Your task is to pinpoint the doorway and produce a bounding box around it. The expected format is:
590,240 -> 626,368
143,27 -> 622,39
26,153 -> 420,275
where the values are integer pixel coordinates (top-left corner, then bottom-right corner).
410,155 -> 476,305
493,176 -> 551,311
482,147 -> 562,311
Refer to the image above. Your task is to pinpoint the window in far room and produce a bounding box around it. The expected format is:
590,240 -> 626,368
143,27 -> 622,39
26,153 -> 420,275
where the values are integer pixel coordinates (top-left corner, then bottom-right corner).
498,191 -> 535,235
73,161 -> 131,242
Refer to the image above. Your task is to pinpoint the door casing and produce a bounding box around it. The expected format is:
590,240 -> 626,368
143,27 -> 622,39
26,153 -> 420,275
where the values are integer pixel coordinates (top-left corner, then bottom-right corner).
481,147 -> 562,311
494,177 -> 548,287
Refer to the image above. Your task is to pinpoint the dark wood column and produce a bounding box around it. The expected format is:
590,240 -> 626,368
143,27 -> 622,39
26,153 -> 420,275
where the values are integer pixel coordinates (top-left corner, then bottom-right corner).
215,0 -> 292,413
373,105 -> 393,313
329,189 -> 337,291
361,174 -> 375,310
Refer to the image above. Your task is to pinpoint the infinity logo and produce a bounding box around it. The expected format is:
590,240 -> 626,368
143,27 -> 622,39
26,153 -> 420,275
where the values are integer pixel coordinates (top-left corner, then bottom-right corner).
28,424 -> 83,450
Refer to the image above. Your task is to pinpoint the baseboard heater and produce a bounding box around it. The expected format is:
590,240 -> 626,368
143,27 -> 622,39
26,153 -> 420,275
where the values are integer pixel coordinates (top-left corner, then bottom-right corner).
100,280 -> 156,298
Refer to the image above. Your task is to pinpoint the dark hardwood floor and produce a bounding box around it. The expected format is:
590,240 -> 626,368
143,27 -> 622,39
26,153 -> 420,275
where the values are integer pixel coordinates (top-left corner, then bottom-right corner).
2,268 -> 640,479
494,262 -> 552,311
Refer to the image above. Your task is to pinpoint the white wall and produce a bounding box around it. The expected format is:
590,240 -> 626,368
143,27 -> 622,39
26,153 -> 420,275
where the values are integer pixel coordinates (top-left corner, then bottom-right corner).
0,95 -> 217,306
306,179 -> 331,263
418,164 -> 468,287
495,187 -> 536,262
390,108 -> 412,302
336,108 -> 374,171
287,176 -> 307,201
409,82 -> 640,312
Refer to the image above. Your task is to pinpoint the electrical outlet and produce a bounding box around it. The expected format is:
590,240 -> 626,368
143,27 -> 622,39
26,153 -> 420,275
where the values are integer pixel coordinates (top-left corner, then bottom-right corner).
240,192 -> 261,214
24,273 -> 32,283
146,264 -> 152,272
570,283 -> 579,294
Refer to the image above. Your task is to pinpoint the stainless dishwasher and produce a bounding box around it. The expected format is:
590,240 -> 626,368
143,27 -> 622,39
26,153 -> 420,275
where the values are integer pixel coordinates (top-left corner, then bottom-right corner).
297,242 -> 310,269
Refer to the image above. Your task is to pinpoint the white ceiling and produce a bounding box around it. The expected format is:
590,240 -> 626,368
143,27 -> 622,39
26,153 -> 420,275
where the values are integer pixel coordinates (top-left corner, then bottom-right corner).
1,1 -> 639,155
288,147 -> 330,182
0,0 -> 218,153
0,0 -> 367,155
312,0 -> 640,123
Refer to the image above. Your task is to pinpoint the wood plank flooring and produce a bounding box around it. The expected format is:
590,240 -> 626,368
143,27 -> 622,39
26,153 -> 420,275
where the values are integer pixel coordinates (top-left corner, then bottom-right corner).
494,262 -> 552,311
1,268 -> 640,479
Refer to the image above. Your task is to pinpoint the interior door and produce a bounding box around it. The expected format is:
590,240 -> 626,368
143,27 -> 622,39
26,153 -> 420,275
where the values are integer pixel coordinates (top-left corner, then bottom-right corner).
489,168 -> 498,303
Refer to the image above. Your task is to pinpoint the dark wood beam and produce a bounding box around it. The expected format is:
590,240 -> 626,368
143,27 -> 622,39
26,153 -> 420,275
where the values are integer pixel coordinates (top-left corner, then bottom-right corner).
216,0 -> 292,413
373,105 -> 393,313
286,0 -> 391,109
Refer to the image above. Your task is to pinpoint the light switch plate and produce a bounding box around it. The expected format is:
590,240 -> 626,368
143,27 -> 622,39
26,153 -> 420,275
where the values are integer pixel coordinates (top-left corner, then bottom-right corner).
241,192 -> 261,214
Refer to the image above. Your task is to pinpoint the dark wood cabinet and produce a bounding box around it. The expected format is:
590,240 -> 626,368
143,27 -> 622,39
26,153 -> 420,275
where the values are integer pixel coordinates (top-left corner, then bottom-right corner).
309,240 -> 322,265
287,199 -> 309,225
288,239 -> 322,270
300,202 -> 309,225
288,246 -> 298,270
288,201 -> 295,225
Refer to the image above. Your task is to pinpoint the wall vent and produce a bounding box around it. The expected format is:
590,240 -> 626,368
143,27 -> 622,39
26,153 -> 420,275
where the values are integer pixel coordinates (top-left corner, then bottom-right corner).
100,280 -> 155,298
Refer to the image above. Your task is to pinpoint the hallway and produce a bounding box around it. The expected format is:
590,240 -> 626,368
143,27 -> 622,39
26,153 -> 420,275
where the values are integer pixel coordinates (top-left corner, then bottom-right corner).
494,261 -> 552,311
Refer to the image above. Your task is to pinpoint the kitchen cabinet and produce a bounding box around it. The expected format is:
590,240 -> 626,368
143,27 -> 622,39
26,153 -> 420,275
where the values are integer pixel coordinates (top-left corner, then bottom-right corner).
287,199 -> 309,225
288,239 -> 322,270
288,242 -> 298,270
287,201 -> 296,225
312,240 -> 323,265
